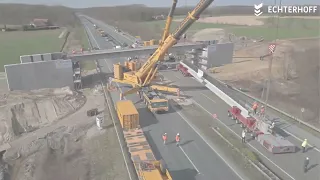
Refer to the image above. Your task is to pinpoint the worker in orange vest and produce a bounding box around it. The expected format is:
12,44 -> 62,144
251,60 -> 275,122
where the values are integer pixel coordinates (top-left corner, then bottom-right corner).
162,133 -> 167,145
252,102 -> 258,114
175,133 -> 180,146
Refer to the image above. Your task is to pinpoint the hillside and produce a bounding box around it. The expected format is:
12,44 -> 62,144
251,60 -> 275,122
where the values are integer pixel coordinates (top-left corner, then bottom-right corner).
0,3 -> 318,39
0,4 -> 78,26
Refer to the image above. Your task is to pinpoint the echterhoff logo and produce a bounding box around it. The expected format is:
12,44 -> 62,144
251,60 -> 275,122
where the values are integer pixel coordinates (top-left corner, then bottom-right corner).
254,3 -> 263,16
254,3 -> 318,16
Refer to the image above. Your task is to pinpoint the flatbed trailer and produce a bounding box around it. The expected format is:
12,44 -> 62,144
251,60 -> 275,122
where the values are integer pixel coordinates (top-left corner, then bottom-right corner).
123,129 -> 172,180
228,106 -> 296,153
116,100 -> 172,180
177,64 -> 191,76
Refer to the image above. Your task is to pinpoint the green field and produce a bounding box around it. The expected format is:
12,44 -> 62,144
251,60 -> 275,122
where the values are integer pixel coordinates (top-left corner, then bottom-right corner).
73,27 -> 90,49
0,29 -> 65,71
141,17 -> 320,41
72,27 -> 96,70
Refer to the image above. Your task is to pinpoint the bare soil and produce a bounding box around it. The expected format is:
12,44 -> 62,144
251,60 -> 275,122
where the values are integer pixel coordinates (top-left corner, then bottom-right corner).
210,38 -> 320,127
1,88 -> 129,180
175,16 -> 320,26
0,87 -> 85,146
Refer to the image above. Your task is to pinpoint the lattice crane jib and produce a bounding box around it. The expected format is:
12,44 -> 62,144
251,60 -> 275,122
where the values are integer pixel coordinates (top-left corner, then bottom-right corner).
113,0 -> 215,98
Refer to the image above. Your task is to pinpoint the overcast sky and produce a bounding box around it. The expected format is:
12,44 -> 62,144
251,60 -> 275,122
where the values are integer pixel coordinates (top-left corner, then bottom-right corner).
0,0 -> 318,8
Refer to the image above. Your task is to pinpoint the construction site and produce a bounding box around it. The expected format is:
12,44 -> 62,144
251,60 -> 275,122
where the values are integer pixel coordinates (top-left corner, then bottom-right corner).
0,1 -> 319,180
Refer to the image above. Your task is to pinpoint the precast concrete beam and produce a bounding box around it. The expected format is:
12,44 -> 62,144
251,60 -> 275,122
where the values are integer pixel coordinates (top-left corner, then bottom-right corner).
69,43 -> 204,62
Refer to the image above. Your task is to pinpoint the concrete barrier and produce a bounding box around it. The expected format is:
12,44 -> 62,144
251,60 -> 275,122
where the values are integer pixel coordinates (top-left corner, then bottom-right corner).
180,61 -> 250,118
181,61 -> 320,133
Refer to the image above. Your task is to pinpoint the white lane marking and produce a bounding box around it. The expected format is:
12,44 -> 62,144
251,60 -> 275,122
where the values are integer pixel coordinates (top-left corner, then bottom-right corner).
171,70 -> 320,153
174,74 -> 181,79
200,92 -> 216,103
85,23 -> 132,180
174,108 -> 245,180
281,129 -> 320,153
179,146 -> 200,174
191,100 -> 296,180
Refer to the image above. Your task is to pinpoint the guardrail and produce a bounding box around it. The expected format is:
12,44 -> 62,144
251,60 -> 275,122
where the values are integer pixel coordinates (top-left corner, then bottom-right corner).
181,60 -> 320,134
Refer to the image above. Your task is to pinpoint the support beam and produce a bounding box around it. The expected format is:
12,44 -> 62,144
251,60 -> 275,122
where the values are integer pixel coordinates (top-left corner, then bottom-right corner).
69,43 -> 204,62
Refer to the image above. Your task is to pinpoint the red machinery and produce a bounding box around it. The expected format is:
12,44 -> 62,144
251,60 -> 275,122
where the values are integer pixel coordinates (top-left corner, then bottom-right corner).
228,106 -> 296,154
177,64 -> 191,76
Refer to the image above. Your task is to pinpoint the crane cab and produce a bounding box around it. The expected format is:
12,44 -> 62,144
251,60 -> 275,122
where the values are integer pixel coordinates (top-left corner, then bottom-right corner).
142,89 -> 169,113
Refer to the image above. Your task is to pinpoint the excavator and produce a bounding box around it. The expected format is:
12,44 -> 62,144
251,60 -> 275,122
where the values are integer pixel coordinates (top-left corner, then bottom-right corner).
112,0 -> 213,99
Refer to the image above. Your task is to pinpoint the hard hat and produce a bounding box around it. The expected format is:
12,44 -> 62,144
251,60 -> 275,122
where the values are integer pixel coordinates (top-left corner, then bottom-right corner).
305,139 -> 307,141
177,133 -> 179,136
306,157 -> 309,159
261,105 -> 264,108
164,133 -> 167,135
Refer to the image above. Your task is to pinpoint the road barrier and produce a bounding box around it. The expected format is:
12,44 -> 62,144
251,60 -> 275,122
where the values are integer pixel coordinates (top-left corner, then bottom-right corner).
181,60 -> 320,134
180,61 -> 250,118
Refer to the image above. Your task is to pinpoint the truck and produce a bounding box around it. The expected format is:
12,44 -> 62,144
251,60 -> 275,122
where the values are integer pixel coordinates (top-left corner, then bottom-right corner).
100,31 -> 107,37
177,64 -> 191,76
116,100 -> 172,180
141,88 -> 169,113
228,106 -> 296,154
114,45 -> 121,49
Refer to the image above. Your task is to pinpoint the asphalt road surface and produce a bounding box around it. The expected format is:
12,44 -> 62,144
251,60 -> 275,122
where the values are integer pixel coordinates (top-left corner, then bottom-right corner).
81,18 -> 247,180
85,17 -> 320,180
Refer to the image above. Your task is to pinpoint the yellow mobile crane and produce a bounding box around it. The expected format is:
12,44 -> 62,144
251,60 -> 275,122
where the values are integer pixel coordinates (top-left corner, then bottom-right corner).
113,0 -> 214,99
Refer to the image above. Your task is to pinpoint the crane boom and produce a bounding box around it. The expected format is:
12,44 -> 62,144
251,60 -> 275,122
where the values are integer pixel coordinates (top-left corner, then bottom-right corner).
112,0 -> 214,98
160,0 -> 178,45
135,0 -> 214,79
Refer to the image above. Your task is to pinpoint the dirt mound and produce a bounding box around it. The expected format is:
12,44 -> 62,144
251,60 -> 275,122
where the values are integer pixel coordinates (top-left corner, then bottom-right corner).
212,38 -> 320,126
0,87 -> 86,146
175,16 -> 265,26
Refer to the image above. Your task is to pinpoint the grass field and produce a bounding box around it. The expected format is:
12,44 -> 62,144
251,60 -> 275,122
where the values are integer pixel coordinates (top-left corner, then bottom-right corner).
0,29 -> 65,71
140,21 -> 243,39
141,17 -> 320,40
73,27 -> 96,70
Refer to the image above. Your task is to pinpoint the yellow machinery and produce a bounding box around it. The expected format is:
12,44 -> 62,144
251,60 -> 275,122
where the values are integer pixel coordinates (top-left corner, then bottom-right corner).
116,100 -> 172,179
112,0 -> 214,99
124,128 -> 172,180
141,88 -> 169,113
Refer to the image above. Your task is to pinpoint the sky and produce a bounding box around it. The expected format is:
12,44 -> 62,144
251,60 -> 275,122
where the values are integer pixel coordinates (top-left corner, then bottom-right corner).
0,0 -> 318,8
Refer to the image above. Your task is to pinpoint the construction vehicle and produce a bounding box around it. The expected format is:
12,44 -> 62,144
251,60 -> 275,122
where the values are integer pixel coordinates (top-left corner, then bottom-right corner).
112,0 -> 212,99
141,88 -> 169,113
116,100 -> 172,179
228,106 -> 296,154
177,64 -> 191,76
100,30 -> 107,37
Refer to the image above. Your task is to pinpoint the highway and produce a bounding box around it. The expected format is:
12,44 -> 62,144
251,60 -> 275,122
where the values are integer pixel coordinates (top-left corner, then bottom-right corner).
81,16 -> 320,180
81,17 -> 254,180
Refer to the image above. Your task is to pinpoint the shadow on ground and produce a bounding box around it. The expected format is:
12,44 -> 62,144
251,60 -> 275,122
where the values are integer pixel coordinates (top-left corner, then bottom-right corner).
170,168 -> 198,180
168,100 -> 183,113
179,86 -> 208,91
81,72 -> 112,88
143,130 -> 162,160
138,107 -> 158,128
